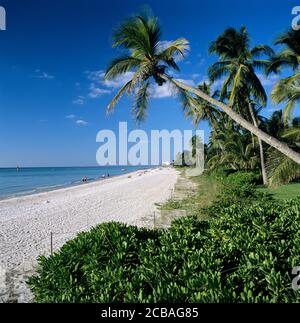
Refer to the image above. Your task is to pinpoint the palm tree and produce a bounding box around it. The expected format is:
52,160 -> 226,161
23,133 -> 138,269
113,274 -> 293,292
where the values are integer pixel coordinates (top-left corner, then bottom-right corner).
271,77 -> 300,123
267,29 -> 300,122
207,27 -> 271,184
207,120 -> 258,171
104,14 -> 189,120
104,13 -> 300,165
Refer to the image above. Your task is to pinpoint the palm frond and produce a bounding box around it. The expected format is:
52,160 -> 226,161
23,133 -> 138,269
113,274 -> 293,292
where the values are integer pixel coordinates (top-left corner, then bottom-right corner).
267,150 -> 300,187
157,38 -> 190,63
107,80 -> 133,113
105,56 -> 141,79
272,76 -> 300,123
251,45 -> 274,58
132,81 -> 151,122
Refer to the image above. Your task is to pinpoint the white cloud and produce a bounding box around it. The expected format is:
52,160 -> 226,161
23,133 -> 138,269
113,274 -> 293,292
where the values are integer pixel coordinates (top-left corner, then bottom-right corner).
34,69 -> 54,80
66,114 -> 76,119
72,96 -> 85,105
66,115 -> 88,126
102,72 -> 134,88
86,70 -> 105,82
151,79 -> 195,99
76,119 -> 88,126
88,83 -> 111,98
84,70 -> 134,99
151,82 -> 175,98
86,70 -> 134,88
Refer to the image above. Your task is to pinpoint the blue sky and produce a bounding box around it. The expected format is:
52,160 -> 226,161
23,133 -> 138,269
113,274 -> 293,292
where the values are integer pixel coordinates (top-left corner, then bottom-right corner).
0,0 -> 298,167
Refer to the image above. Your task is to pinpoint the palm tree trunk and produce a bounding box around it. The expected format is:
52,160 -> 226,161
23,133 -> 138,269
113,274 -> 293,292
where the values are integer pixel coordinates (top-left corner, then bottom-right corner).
247,102 -> 268,185
162,75 -> 300,165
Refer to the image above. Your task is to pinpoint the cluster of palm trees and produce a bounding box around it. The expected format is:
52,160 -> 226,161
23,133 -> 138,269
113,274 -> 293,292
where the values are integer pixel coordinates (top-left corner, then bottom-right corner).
104,13 -> 300,186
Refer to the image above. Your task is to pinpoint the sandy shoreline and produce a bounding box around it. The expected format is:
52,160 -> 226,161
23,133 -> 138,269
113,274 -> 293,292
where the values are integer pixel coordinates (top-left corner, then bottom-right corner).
0,167 -> 178,271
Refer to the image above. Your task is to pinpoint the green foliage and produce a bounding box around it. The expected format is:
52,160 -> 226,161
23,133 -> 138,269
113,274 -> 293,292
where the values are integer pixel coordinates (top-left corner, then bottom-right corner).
28,223 -> 159,303
28,192 -> 300,303
203,171 -> 268,217
223,171 -> 261,186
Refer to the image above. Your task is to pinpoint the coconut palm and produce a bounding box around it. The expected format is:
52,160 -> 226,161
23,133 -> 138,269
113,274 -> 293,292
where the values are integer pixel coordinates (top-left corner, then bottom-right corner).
271,77 -> 300,123
105,13 -> 300,165
267,29 -> 300,122
207,27 -> 272,184
104,14 -> 189,121
207,120 -> 258,171
267,29 -> 300,73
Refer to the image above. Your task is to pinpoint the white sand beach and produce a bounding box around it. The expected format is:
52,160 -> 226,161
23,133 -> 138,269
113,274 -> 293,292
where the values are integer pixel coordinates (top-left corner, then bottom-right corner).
0,167 -> 178,272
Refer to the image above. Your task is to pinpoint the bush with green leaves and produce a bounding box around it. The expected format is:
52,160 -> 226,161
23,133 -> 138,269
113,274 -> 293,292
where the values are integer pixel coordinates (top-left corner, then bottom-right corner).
203,171 -> 270,217
28,197 -> 300,303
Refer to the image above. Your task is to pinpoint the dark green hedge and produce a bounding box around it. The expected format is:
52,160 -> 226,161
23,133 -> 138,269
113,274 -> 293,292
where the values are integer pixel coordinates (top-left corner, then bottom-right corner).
28,197 -> 300,303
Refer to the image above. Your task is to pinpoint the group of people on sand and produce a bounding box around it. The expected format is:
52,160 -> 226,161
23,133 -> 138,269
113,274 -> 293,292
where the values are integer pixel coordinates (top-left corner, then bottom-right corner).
82,173 -> 110,183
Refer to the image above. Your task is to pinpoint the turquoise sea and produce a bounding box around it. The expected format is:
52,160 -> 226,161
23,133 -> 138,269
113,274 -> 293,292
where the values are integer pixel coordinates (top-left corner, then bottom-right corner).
0,166 -> 149,199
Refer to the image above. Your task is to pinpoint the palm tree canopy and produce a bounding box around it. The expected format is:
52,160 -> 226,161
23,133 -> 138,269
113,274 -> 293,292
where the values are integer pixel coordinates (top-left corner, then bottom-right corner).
208,27 -> 273,108
271,76 -> 300,122
207,118 -> 259,170
267,29 -> 300,122
267,29 -> 300,74
105,14 -> 189,121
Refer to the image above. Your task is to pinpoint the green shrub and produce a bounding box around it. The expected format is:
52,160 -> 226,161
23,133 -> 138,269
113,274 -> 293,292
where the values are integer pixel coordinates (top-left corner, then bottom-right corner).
203,171 -> 270,217
28,198 -> 300,303
224,171 -> 261,186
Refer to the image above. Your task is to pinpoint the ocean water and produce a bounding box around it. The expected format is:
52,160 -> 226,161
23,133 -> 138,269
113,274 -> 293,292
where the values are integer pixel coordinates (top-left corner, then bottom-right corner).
0,166 -> 150,199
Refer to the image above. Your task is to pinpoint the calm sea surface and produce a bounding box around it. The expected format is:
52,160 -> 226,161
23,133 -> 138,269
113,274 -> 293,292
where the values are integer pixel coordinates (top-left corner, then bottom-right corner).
0,166 -> 150,199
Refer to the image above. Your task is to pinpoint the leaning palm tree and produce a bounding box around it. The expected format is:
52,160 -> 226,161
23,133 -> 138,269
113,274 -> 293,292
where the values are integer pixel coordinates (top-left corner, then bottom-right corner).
267,29 -> 300,122
104,13 -> 300,165
208,27 -> 271,184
